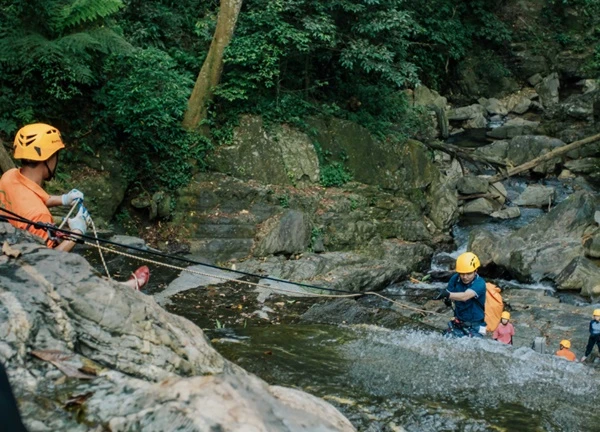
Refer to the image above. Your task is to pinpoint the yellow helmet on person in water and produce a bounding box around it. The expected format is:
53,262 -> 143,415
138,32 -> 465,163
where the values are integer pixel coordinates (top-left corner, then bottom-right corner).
13,123 -> 65,161
455,252 -> 481,273
501,311 -> 511,320
560,340 -> 571,349
593,309 -> 600,317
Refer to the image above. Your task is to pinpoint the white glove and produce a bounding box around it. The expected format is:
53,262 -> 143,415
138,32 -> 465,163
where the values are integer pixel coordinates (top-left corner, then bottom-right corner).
61,189 -> 84,206
67,205 -> 91,235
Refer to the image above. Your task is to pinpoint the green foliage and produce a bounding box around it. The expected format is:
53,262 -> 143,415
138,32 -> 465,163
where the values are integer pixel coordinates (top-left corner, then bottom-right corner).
96,48 -> 207,191
583,44 -> 600,77
0,0 -> 131,133
314,143 -> 353,187
50,0 -> 124,34
320,162 -> 353,187
277,193 -> 290,208
308,226 -> 322,252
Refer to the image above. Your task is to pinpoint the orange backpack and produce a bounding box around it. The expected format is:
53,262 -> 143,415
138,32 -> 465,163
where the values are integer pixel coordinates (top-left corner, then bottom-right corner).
484,282 -> 504,332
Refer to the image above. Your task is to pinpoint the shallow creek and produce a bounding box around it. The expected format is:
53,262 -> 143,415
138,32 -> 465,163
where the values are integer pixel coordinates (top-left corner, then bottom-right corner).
82,176 -> 600,431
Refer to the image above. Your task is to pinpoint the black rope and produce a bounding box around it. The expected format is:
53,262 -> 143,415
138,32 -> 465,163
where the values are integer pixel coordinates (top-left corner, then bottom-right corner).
0,207 -> 441,299
1,207 -> 402,296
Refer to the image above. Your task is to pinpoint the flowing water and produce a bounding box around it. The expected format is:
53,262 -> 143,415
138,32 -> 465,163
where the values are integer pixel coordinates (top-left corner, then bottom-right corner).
83,175 -> 600,431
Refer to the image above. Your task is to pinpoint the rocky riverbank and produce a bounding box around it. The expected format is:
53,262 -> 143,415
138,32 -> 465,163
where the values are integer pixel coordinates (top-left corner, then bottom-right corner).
0,223 -> 355,432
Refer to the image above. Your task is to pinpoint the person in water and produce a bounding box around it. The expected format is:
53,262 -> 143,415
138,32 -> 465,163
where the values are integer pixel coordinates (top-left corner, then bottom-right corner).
435,252 -> 487,337
580,309 -> 600,362
492,311 -> 514,345
555,340 -> 577,362
0,123 -> 149,290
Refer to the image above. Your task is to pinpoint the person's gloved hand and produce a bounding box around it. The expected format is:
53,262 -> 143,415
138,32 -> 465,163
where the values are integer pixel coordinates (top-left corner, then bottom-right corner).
433,289 -> 450,301
61,189 -> 84,206
67,205 -> 91,235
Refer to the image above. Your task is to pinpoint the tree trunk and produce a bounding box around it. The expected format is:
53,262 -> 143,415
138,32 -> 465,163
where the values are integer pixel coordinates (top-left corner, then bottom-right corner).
487,132 -> 600,183
0,139 -> 15,174
182,0 -> 243,132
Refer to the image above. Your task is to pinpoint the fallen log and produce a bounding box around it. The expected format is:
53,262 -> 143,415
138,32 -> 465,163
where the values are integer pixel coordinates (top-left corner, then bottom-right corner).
424,140 -> 508,172
487,132 -> 600,183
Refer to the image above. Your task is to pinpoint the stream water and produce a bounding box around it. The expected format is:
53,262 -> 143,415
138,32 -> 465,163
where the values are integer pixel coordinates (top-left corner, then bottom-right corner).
82,174 -> 600,431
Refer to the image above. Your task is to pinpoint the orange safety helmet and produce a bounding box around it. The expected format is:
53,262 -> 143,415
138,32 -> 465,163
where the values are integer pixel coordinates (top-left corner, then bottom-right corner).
501,311 -> 511,320
13,123 -> 65,161
560,339 -> 571,349
455,252 -> 481,273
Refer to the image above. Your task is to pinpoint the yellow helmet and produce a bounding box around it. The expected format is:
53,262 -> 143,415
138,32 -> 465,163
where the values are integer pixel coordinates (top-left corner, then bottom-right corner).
560,339 -> 571,349
455,252 -> 481,273
13,123 -> 65,161
593,309 -> 600,317
501,311 -> 510,320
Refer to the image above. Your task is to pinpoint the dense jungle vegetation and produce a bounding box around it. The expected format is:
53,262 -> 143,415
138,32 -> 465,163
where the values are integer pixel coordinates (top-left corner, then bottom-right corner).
0,0 -> 598,192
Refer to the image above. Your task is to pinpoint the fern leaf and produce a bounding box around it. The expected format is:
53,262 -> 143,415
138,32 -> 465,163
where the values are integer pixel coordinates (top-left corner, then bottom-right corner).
50,0 -> 124,33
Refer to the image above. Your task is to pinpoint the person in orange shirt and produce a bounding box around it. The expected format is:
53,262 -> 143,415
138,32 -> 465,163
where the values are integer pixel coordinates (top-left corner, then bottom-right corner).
555,340 -> 577,362
492,311 -> 515,345
0,123 -> 85,251
0,123 -> 149,290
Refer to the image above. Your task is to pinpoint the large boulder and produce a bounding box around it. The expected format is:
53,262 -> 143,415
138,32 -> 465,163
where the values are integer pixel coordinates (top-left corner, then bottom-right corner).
470,191 -> 600,288
535,73 -> 560,108
254,210 -> 312,256
475,135 -> 565,175
486,118 -> 540,139
513,185 -> 556,208
0,223 -> 355,431
447,104 -> 487,121
238,240 -> 433,293
308,118 -> 441,192
555,257 -> 600,296
209,115 -> 320,187
411,85 -> 447,110
171,173 -> 441,262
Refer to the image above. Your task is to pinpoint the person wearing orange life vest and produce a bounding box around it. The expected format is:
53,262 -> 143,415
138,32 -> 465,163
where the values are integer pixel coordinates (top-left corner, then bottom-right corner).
555,340 -> 577,362
434,252 -> 487,338
492,311 -> 514,345
0,123 -> 149,290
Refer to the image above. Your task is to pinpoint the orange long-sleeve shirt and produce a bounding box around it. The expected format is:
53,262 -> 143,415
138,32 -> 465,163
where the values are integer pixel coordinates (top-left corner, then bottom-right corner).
0,168 -> 55,247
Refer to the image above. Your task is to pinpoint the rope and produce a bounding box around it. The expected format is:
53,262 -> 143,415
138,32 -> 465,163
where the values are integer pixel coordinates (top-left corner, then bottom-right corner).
83,240 -> 442,315
89,218 -> 111,281
0,206 -> 441,315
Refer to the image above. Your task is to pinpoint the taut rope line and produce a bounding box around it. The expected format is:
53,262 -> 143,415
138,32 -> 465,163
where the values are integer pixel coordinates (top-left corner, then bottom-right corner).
83,240 -> 441,316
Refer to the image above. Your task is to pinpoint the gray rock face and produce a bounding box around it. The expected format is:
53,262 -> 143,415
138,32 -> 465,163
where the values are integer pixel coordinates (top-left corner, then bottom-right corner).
535,72 -> 560,107
254,210 -> 311,256
456,176 -> 489,195
584,233 -> 600,258
0,227 -> 354,431
490,207 -> 521,220
476,135 -> 564,175
238,240 -> 433,293
210,115 -> 320,186
412,85 -> 447,110
470,191 -> 600,290
513,185 -> 556,208
172,171 -> 448,262
462,197 -> 501,215
555,257 -> 600,296
447,104 -> 487,121
478,98 -> 509,116
486,118 -> 540,139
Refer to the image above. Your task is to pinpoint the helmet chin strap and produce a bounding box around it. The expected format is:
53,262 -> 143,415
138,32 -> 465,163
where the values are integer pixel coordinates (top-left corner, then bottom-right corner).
43,153 -> 59,181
